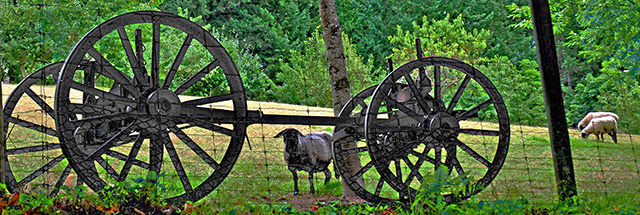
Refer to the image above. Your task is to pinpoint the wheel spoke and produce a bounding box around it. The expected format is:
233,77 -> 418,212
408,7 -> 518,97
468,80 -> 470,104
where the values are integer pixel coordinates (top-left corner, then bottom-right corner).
433,65 -> 445,111
408,149 -> 436,164
87,47 -> 140,97
7,143 -> 61,155
49,165 -> 72,197
162,35 -> 193,89
68,103 -> 120,115
175,59 -> 221,95
454,139 -> 491,167
380,94 -> 424,122
459,128 -> 501,136
350,161 -> 373,181
374,179 -> 385,196
434,65 -> 441,104
447,75 -> 471,113
337,146 -> 368,155
117,27 -> 148,87
394,159 -> 403,186
25,88 -> 54,119
149,134 -> 164,174
70,112 -> 135,129
182,93 -> 239,106
151,22 -> 160,88
402,156 -> 423,185
163,133 -> 195,195
116,135 -> 145,182
451,156 -> 466,176
179,105 -> 236,123
70,82 -> 138,108
457,99 -> 492,121
174,117 -> 234,136
95,156 -> 120,181
6,116 -> 57,137
170,125 -> 220,170
367,124 -> 428,134
85,121 -> 136,160
105,150 -> 150,170
434,146 -> 442,170
18,155 -> 65,186
403,73 -> 432,114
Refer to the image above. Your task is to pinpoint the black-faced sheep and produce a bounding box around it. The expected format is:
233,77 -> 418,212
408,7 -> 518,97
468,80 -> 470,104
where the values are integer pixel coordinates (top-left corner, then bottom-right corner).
580,116 -> 618,143
578,112 -> 619,130
274,128 -> 335,195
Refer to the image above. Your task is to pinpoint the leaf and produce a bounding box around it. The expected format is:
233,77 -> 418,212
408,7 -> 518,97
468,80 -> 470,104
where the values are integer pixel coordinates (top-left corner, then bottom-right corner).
184,202 -> 195,214
134,207 -> 145,215
0,199 -> 8,208
108,204 -> 119,214
8,193 -> 19,206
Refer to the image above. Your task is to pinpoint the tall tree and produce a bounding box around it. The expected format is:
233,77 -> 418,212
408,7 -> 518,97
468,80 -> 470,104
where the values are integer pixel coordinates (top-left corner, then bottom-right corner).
318,0 -> 360,197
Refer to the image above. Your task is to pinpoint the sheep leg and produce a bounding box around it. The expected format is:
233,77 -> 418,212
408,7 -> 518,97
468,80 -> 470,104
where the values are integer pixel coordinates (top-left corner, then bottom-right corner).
308,172 -> 315,194
323,169 -> 331,185
289,167 -> 299,195
610,131 -> 618,143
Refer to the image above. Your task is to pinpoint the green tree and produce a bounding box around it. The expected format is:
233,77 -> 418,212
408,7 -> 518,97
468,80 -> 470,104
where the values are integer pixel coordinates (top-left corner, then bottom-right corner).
388,14 -> 490,66
161,0 -> 319,79
0,0 -> 157,82
481,57 -> 547,126
274,30 -> 381,107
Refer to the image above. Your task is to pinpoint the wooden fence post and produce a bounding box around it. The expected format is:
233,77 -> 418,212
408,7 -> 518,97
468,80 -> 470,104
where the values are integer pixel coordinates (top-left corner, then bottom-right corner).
528,0 -> 578,201
1,79 -> 5,185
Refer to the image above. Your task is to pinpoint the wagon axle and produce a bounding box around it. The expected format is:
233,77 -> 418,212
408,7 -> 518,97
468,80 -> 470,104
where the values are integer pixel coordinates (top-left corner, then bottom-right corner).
3,10 -> 509,205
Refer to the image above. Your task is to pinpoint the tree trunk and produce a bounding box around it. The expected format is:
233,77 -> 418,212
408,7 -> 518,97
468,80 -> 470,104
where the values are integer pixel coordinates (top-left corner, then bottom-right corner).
318,0 -> 362,198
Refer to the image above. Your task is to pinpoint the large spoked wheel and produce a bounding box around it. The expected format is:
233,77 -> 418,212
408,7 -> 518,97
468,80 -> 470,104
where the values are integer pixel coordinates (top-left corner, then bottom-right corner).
3,62 -> 80,195
334,86 -> 405,204
365,57 -> 509,203
55,11 -> 247,204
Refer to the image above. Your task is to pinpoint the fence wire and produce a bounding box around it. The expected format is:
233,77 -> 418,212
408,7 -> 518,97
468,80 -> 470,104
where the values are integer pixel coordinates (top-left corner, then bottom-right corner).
2,81 -> 640,208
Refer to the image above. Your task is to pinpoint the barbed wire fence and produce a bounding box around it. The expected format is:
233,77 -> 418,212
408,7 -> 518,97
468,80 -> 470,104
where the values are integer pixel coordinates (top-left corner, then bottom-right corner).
3,80 -> 640,208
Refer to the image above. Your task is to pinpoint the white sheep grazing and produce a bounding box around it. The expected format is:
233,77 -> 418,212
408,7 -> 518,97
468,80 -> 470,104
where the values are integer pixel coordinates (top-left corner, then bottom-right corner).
580,116 -> 618,143
274,128 -> 335,195
578,112 -> 619,130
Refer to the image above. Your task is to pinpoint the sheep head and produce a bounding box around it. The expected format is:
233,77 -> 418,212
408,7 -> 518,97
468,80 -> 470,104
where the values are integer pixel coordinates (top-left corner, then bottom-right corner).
580,131 -> 589,139
274,128 -> 304,152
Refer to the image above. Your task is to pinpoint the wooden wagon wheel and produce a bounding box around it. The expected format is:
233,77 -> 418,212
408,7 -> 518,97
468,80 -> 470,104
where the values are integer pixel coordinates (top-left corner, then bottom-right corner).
365,57 -> 510,203
54,11 -> 247,204
2,62 -> 81,196
334,85 -> 409,204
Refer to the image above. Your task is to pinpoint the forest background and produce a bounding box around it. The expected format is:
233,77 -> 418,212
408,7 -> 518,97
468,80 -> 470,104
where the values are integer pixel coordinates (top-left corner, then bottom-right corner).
1,0 -> 639,134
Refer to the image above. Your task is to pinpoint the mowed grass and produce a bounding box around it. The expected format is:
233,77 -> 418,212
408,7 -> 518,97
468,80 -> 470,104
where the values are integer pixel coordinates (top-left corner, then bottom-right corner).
2,83 -> 640,207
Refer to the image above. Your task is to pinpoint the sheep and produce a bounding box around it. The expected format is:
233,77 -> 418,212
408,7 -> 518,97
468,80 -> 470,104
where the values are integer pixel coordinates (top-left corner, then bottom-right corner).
577,112 -> 619,130
580,116 -> 618,143
274,128 -> 336,195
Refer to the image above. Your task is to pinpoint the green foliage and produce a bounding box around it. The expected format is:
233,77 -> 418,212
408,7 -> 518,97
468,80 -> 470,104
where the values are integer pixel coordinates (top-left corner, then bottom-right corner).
565,73 -> 611,126
564,0 -> 640,77
167,7 -> 272,100
481,57 -> 547,126
0,0 -> 156,82
338,0 -> 535,70
161,0 -> 319,79
274,29 -> 382,107
596,77 -> 640,134
396,166 -> 479,215
99,171 -> 172,207
388,14 -> 490,66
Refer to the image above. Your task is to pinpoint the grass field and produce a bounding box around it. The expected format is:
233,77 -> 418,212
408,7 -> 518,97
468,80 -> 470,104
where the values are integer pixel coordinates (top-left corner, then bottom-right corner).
2,83 -> 640,208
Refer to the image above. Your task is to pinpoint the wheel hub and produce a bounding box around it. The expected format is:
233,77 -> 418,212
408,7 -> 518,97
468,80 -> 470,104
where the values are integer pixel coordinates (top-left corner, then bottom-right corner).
423,113 -> 460,142
147,89 -> 181,117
